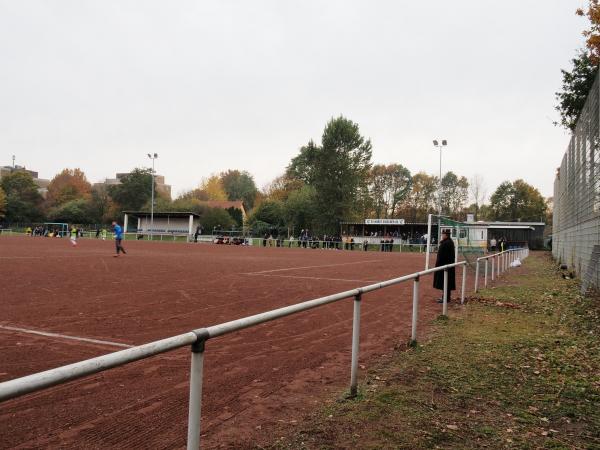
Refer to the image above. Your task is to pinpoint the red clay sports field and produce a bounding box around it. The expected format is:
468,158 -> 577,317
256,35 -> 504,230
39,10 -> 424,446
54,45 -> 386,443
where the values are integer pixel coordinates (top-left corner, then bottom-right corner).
0,236 -> 472,448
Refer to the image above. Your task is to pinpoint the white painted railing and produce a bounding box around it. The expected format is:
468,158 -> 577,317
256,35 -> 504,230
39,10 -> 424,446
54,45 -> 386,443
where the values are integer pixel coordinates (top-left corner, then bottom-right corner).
0,260 -> 473,449
473,248 -> 529,293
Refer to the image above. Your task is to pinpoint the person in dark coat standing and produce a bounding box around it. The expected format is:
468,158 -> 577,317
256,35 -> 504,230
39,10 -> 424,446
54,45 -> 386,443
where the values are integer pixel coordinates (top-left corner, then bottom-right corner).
433,230 -> 456,303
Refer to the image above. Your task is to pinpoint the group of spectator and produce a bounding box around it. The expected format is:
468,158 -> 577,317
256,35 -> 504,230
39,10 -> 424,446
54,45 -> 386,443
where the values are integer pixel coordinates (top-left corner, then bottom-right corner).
379,236 -> 395,252
27,226 -> 74,238
489,237 -> 508,252
215,235 -> 247,245
259,231 -> 345,249
362,230 -> 434,245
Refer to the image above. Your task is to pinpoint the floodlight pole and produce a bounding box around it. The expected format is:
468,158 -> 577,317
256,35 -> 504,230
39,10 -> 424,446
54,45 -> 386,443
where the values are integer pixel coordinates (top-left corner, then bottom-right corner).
433,140 -> 447,244
148,153 -> 158,239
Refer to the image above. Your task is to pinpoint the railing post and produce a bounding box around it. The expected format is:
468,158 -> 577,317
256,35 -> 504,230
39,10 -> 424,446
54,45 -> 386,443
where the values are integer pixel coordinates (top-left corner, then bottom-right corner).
443,269 -> 448,316
350,293 -> 362,397
187,331 -> 208,450
474,260 -> 480,293
491,257 -> 495,281
497,254 -> 500,277
484,259 -> 488,288
461,264 -> 466,304
410,277 -> 419,344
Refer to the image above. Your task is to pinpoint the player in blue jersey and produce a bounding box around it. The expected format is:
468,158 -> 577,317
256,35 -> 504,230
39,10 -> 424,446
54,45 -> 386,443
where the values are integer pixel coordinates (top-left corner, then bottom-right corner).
112,221 -> 127,257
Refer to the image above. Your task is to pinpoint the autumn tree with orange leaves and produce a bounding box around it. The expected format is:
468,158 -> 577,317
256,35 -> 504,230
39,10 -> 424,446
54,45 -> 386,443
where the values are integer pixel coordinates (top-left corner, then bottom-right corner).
46,168 -> 92,207
577,1 -> 600,63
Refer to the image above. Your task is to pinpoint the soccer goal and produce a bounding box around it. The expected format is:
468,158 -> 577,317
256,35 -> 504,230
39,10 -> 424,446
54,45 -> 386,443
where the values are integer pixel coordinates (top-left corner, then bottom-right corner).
424,214 -> 486,270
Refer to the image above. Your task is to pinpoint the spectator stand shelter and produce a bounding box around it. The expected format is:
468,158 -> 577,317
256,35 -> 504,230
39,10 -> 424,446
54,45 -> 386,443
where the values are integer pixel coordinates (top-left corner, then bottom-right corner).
123,211 -> 201,241
340,219 -> 437,245
341,219 -> 545,250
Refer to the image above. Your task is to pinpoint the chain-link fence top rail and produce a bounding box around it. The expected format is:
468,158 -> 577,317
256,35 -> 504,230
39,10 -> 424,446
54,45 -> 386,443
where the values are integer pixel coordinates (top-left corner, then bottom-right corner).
553,71 -> 600,294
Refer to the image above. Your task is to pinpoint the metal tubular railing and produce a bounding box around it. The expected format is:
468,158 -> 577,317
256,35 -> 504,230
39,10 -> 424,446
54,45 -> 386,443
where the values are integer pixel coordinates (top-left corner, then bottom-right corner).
0,260 -> 471,449
473,248 -> 529,293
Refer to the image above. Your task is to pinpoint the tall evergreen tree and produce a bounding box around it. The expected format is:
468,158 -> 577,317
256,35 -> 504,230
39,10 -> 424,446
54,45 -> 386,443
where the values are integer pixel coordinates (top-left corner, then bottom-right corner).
287,116 -> 372,233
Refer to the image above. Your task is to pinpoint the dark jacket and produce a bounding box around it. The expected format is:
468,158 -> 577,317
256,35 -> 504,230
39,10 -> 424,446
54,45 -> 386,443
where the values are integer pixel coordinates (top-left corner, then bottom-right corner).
433,237 -> 456,291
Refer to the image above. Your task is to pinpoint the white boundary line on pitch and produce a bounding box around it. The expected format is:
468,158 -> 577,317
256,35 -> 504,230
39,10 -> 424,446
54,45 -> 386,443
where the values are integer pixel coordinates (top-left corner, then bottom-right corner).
243,259 -> 383,275
0,325 -> 134,348
0,254 -> 116,260
245,273 -> 380,283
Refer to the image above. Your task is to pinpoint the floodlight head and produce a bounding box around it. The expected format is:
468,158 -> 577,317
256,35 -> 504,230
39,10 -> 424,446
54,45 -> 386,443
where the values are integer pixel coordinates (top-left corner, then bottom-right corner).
442,140 -> 447,146
154,153 -> 158,158
147,153 -> 152,158
433,140 -> 439,146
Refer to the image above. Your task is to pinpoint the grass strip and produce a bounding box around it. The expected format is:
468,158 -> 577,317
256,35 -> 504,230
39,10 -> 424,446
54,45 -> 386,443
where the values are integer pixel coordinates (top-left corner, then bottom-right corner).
265,253 -> 600,449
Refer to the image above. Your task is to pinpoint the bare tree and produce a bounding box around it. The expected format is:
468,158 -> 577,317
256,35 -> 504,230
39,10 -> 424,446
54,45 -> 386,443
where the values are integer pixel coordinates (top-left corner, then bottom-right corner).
469,174 -> 487,220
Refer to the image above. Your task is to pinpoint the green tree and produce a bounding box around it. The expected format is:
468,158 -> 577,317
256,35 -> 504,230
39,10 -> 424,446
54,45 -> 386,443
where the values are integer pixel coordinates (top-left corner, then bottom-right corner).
0,186 -> 6,220
283,185 -> 318,236
477,203 -> 493,221
108,168 -> 154,214
555,50 -> 598,131
202,208 -> 236,233
1,171 -> 43,223
287,116 -> 372,233
248,200 -> 285,233
286,140 -> 321,184
88,185 -> 113,224
369,164 -> 412,218
441,171 -> 469,219
489,179 -> 547,222
48,198 -> 91,224
226,207 -> 244,226
220,170 -> 258,209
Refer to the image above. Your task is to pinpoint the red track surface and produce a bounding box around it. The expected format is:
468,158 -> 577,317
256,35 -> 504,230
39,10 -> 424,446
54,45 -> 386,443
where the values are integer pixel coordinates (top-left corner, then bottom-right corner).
0,236 -> 472,449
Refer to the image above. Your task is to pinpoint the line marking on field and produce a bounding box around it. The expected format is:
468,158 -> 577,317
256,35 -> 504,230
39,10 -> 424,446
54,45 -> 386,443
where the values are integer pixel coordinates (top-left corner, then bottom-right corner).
246,273 -> 380,283
0,325 -> 134,348
244,259 -> 383,275
0,256 -> 44,259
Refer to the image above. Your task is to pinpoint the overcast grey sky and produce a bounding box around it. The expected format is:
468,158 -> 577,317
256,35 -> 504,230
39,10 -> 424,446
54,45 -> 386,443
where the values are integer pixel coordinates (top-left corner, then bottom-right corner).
0,1 -> 588,199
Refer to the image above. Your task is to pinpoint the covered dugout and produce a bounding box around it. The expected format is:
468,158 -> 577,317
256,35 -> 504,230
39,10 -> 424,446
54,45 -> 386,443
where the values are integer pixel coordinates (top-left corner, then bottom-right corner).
480,221 -> 545,250
123,211 -> 201,240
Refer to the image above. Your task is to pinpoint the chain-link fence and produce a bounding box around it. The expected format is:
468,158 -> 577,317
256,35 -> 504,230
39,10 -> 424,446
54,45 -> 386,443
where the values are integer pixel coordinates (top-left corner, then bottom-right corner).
553,72 -> 600,294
